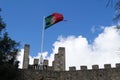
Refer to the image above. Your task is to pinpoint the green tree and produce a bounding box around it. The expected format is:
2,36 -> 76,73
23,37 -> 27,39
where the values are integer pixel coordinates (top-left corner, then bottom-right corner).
0,8 -> 20,80
106,0 -> 120,21
114,0 -> 120,21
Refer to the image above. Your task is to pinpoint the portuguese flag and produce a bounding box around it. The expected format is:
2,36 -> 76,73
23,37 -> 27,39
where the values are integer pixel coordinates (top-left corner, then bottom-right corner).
45,13 -> 64,29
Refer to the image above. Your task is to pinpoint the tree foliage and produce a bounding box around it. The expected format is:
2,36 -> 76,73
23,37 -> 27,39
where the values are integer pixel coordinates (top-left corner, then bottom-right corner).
0,8 -> 20,80
106,0 -> 120,21
114,0 -> 120,21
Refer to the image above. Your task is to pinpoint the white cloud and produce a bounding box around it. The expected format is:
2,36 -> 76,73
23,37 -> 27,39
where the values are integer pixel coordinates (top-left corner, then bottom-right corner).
48,25 -> 120,70
91,25 -> 104,33
17,25 -> 120,70
17,49 -> 24,68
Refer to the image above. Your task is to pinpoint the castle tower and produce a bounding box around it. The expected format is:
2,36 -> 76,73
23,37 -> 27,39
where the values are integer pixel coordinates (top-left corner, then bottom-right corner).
23,44 -> 30,69
53,47 -> 65,71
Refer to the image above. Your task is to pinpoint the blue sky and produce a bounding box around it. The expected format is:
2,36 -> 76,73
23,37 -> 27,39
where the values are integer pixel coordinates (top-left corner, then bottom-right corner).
0,0 -> 115,56
1,0 -> 120,69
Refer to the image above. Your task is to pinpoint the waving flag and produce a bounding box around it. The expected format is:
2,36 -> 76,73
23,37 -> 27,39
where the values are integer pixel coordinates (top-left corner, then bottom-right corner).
45,12 -> 64,29
40,13 -> 63,62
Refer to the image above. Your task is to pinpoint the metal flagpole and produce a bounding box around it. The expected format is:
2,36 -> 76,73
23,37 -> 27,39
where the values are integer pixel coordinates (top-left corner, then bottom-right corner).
40,16 -> 45,65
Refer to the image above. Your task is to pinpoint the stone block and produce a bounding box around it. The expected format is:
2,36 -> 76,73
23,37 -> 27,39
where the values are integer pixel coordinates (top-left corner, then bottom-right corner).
104,64 -> 111,69
92,65 -> 99,69
116,63 -> 120,68
34,59 -> 39,65
69,66 -> 76,71
80,66 -> 87,70
43,59 -> 48,66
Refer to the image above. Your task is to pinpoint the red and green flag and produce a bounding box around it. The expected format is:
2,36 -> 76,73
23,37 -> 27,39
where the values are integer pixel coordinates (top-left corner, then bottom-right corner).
45,12 -> 64,29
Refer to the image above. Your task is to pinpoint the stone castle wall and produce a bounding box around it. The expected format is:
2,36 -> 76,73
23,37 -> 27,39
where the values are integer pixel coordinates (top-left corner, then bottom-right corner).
19,64 -> 120,80
21,44 -> 120,80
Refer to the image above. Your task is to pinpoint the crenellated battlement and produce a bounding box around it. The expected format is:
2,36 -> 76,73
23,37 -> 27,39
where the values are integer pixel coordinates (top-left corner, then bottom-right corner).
22,44 -> 120,71
27,63 -> 120,72
21,44 -> 120,80
68,63 -> 120,71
